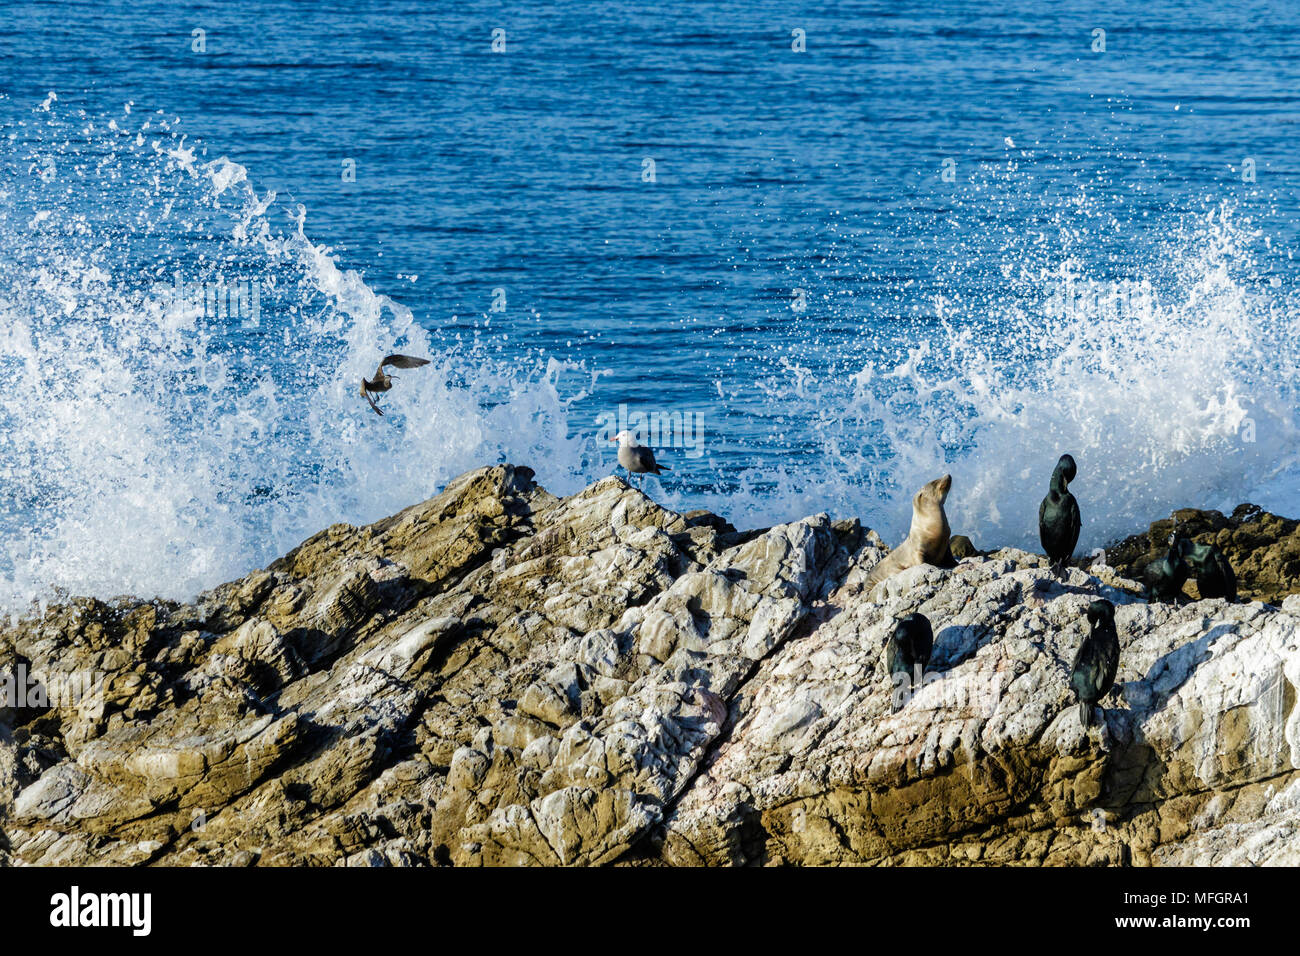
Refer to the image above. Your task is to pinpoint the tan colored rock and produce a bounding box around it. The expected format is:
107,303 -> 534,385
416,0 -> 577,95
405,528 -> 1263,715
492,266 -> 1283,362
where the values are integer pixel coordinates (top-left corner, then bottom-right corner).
3,463 -> 1298,867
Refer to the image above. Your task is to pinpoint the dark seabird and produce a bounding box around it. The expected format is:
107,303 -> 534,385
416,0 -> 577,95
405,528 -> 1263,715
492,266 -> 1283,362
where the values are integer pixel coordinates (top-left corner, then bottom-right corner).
1184,541 -> 1237,602
612,430 -> 670,486
1038,454 -> 1081,577
1145,531 -> 1191,602
360,354 -> 431,415
885,613 -> 934,713
1069,599 -> 1120,728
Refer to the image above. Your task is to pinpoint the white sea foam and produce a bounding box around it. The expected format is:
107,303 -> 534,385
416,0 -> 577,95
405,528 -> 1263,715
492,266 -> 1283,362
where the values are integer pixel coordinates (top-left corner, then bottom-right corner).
0,103 -> 591,610
864,208 -> 1300,551
687,200 -> 1300,550
2,102 -> 1297,609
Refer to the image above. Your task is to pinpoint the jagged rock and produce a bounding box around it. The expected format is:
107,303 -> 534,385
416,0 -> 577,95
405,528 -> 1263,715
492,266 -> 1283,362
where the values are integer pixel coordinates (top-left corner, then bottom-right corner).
2,464 -> 1299,867
655,554 -> 1300,865
1107,504 -> 1300,604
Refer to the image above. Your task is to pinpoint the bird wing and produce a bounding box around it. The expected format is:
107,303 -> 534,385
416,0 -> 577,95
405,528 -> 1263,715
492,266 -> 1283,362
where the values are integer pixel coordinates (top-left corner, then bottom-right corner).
1067,636 -> 1089,689
1101,631 -> 1120,691
913,619 -> 934,666
1067,638 -> 1083,675
1220,553 -> 1237,595
1145,556 -> 1174,594
1039,493 -> 1081,560
629,446 -> 658,472
885,634 -> 909,678
381,354 -> 431,370
1063,495 -> 1082,556
361,382 -> 384,416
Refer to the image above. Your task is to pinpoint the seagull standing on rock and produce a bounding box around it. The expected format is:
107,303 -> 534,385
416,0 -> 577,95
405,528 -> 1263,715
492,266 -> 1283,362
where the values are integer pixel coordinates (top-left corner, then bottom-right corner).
611,430 -> 670,487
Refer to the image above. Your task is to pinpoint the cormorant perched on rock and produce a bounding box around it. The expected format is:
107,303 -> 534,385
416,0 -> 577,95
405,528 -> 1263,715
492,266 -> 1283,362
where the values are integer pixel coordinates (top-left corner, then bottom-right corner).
1145,532 -> 1191,602
886,613 -> 933,713
1184,541 -> 1237,602
1039,454 -> 1081,577
1069,599 -> 1119,728
360,354 -> 431,415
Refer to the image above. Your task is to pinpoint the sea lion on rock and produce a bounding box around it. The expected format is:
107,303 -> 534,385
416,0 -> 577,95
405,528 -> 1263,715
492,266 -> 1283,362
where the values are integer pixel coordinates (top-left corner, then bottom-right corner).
948,534 -> 983,560
1069,599 -> 1119,728
1039,454 -> 1081,577
885,613 -> 934,713
865,474 -> 953,588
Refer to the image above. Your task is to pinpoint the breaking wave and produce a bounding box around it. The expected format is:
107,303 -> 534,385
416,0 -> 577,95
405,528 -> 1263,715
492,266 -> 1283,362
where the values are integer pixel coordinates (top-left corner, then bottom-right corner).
2,98 -> 1298,609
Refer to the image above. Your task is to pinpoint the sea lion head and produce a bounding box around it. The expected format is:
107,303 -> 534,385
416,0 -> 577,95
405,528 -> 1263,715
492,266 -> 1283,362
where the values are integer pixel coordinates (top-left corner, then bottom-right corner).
910,475 -> 952,561
915,474 -> 952,509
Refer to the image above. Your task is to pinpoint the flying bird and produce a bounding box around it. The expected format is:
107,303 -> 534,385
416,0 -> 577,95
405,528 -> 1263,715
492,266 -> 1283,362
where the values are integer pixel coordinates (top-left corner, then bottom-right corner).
360,354 -> 430,415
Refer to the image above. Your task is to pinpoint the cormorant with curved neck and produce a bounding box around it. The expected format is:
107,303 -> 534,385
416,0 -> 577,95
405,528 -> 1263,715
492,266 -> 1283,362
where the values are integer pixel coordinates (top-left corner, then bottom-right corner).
1039,454 -> 1081,577
1146,531 -> 1192,602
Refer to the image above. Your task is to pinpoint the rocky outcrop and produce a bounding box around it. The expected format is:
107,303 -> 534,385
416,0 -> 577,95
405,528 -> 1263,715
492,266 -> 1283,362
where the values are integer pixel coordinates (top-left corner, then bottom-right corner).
2,465 -> 1298,866
1107,504 -> 1300,605
658,560 -> 1300,865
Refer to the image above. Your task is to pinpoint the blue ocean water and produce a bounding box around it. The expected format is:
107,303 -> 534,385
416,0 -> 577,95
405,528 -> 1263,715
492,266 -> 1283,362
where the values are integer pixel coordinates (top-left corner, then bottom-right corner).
2,1 -> 1299,606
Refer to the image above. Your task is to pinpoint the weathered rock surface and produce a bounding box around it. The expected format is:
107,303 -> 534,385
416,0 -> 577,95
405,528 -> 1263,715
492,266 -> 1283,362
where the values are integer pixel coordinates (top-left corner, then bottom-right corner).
1,465 -> 1297,866
658,559 -> 1300,865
